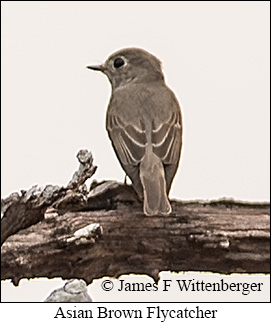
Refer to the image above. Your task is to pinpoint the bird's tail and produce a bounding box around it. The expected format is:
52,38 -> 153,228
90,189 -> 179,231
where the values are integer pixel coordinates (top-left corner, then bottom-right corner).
139,151 -> 171,216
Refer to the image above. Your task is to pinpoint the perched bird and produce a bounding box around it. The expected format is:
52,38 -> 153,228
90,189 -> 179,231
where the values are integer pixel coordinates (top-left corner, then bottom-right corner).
87,48 -> 182,216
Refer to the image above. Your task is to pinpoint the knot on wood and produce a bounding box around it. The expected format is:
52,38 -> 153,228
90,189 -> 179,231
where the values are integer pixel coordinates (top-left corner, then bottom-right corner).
188,231 -> 231,249
66,223 -> 103,246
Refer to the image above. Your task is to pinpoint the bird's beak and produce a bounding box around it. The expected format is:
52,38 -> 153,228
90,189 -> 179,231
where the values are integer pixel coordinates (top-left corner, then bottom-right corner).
86,64 -> 105,72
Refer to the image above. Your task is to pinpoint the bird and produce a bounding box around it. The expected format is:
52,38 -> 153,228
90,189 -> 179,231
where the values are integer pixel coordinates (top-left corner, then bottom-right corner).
87,48 -> 182,216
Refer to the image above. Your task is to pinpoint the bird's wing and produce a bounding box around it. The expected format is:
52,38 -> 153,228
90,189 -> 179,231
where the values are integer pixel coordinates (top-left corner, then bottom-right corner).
152,111 -> 182,165
107,114 -> 147,166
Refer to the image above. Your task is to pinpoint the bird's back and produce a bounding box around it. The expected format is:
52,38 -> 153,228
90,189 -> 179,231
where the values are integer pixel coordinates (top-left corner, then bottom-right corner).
107,81 -> 181,139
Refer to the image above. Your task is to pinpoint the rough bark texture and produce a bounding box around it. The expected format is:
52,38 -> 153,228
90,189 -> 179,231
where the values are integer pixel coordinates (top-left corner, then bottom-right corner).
1,149 -> 97,245
1,151 -> 270,286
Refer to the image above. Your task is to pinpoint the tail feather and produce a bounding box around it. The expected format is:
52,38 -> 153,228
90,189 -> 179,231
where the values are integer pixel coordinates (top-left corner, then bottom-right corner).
139,152 -> 171,216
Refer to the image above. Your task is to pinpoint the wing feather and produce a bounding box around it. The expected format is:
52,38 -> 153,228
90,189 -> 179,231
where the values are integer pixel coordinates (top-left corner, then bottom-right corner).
107,115 -> 147,165
152,112 -> 182,164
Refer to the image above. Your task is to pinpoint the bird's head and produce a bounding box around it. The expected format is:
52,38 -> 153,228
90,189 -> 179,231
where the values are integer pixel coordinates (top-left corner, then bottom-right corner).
87,48 -> 164,89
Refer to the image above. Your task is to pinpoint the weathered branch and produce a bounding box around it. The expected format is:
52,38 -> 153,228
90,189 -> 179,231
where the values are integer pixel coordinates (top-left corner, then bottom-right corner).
1,150 -> 270,286
1,149 -> 96,245
1,181 -> 270,286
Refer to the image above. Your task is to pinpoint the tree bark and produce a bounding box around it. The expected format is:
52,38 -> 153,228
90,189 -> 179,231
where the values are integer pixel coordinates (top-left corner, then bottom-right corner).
1,182 -> 270,286
1,151 -> 270,286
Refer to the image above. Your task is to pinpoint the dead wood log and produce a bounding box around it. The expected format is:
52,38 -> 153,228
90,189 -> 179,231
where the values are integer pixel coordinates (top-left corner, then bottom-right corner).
1,181 -> 270,286
1,150 -> 270,286
1,149 -> 96,245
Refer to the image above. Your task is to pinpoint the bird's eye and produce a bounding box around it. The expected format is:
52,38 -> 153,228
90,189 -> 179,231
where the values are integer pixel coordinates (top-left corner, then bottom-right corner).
113,57 -> 125,69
